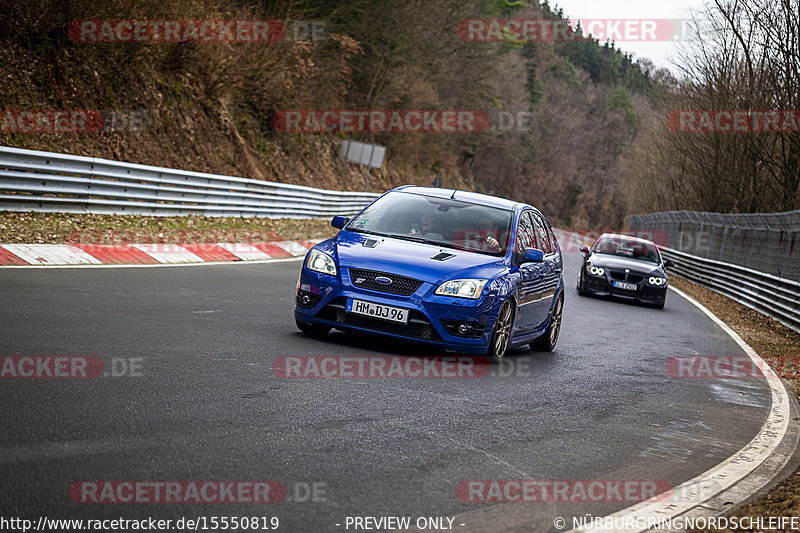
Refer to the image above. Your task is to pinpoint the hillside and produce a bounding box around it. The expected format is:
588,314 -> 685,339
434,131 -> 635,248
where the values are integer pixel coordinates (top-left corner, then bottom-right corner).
0,0 -> 664,228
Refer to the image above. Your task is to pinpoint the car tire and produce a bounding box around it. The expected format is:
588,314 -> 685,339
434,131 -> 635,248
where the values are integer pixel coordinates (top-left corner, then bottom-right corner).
487,300 -> 514,364
295,319 -> 331,336
577,274 -> 588,296
656,295 -> 666,310
531,293 -> 563,352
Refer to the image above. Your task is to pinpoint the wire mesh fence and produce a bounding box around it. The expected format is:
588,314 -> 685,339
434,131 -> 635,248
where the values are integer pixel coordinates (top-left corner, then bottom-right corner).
627,210 -> 800,281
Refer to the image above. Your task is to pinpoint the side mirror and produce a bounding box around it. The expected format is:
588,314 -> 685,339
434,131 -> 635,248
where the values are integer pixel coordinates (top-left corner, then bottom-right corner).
525,248 -> 544,262
331,216 -> 350,229
579,245 -> 590,254
664,259 -> 675,268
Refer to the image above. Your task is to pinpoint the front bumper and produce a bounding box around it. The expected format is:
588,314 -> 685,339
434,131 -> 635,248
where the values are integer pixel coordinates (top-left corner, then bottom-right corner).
580,272 -> 667,305
294,266 -> 499,354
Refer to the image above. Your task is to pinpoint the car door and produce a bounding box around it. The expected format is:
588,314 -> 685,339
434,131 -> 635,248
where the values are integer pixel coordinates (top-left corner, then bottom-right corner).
530,211 -> 560,326
514,211 -> 549,335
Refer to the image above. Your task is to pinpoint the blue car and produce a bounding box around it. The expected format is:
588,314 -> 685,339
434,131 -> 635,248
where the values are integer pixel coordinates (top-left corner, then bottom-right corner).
294,186 -> 564,362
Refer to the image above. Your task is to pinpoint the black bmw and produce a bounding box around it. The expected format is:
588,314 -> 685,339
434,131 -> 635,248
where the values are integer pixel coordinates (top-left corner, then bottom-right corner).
577,233 -> 672,309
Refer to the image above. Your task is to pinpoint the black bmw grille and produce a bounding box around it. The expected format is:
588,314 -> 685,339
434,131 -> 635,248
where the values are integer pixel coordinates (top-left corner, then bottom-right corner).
348,268 -> 423,296
609,270 -> 644,283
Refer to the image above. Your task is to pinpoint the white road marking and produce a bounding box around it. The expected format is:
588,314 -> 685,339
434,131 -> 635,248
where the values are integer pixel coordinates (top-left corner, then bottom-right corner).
217,243 -> 273,261
567,286 -> 792,532
1,244 -> 102,265
0,256 -> 305,269
275,240 -> 309,255
133,243 -> 204,263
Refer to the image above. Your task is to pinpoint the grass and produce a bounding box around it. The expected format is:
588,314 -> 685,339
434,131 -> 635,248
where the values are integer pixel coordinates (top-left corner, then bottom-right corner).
0,212 -> 337,245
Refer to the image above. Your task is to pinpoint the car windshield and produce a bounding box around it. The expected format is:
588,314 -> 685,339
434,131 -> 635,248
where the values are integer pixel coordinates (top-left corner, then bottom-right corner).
593,235 -> 660,263
345,191 -> 514,256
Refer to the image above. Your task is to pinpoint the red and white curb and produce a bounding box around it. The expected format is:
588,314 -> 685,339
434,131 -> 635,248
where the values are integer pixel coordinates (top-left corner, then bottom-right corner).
0,240 -> 320,266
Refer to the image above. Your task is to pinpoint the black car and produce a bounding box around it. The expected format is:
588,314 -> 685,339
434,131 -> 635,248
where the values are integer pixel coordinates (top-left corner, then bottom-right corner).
577,233 -> 672,309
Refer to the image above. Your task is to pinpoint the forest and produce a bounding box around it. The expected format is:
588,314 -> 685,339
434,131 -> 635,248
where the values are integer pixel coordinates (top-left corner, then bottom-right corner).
1,0 -> 796,228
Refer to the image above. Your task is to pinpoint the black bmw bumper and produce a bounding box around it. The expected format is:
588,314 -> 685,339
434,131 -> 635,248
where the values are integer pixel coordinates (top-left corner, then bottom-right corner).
580,273 -> 667,306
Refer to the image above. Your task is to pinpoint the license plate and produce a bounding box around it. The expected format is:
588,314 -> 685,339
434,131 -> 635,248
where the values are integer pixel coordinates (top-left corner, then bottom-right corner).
613,281 -> 638,291
347,299 -> 409,324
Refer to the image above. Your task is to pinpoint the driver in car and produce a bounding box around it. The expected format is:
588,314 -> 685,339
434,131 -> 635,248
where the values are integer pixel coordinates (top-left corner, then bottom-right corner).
410,216 -> 435,236
478,218 -> 502,252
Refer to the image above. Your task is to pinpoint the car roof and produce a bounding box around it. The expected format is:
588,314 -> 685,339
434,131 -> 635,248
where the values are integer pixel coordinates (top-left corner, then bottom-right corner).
597,232 -> 656,246
392,185 -> 524,211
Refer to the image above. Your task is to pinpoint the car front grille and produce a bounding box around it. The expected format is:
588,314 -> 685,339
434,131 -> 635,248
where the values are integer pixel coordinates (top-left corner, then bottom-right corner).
348,268 -> 424,296
316,297 -> 441,341
609,270 -> 643,283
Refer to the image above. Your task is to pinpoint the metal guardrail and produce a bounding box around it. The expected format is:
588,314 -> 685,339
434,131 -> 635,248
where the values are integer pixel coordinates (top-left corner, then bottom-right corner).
0,146 -> 379,218
661,247 -> 800,334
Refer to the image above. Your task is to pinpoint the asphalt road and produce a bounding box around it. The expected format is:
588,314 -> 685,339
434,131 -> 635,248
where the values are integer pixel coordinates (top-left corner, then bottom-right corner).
0,252 -> 773,532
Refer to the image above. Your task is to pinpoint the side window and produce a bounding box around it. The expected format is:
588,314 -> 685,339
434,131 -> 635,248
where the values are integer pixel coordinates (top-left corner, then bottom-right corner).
531,213 -> 551,254
514,212 -> 537,259
549,227 -> 559,253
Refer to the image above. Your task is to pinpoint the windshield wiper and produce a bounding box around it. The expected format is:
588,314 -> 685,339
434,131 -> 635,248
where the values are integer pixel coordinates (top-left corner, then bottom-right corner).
346,228 -> 442,247
346,227 -> 385,237
391,234 -> 506,256
384,233 -> 445,246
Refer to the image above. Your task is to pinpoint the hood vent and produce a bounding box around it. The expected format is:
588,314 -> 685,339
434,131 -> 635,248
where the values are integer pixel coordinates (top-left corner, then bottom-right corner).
431,251 -> 456,261
362,238 -> 379,248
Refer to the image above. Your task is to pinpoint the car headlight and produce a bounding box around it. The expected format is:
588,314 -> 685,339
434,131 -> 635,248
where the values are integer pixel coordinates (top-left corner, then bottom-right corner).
305,249 -> 337,276
587,265 -> 605,276
648,276 -> 667,286
435,279 -> 488,299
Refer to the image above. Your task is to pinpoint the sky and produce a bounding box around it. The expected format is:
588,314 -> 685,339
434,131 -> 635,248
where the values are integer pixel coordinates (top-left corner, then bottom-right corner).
551,0 -> 709,70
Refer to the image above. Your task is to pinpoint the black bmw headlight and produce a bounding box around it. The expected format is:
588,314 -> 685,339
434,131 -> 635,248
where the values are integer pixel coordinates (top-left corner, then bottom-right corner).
587,265 -> 605,276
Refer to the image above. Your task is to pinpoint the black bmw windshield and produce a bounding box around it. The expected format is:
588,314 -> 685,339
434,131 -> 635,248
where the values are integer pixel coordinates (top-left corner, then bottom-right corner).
593,236 -> 661,263
346,191 -> 514,256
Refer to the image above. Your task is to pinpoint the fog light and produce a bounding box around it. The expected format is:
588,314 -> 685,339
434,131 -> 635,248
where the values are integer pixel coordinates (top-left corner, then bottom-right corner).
301,294 -> 311,305
458,324 -> 469,334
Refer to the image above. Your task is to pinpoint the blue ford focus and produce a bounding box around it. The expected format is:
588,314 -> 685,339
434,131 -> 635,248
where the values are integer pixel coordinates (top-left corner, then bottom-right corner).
294,186 -> 564,362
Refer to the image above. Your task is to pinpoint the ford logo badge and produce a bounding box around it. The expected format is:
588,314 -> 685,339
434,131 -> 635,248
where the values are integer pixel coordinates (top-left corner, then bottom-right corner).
375,276 -> 393,285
